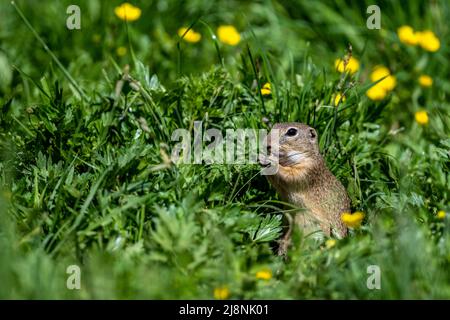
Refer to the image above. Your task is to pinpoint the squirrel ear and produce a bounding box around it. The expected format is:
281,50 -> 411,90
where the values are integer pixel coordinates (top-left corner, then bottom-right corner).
309,128 -> 317,139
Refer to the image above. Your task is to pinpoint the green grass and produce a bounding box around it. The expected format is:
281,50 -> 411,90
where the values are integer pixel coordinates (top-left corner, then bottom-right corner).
0,0 -> 449,299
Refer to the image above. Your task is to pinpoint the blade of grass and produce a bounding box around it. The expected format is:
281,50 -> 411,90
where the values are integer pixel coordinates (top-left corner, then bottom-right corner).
11,1 -> 88,102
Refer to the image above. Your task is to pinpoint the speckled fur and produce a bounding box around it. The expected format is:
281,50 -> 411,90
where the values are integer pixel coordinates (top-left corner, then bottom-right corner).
262,122 -> 350,254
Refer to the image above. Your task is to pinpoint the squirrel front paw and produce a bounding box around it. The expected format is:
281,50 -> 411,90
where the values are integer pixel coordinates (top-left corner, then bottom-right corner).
258,153 -> 271,167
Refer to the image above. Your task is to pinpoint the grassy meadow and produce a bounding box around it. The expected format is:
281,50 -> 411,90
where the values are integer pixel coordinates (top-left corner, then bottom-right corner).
0,0 -> 449,299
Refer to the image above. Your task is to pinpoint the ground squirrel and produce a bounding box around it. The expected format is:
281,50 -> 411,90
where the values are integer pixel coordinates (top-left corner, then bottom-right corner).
259,122 -> 350,254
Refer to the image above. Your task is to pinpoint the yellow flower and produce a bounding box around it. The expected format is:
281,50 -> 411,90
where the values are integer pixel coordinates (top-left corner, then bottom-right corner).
214,286 -> 230,300
325,239 -> 336,249
255,268 -> 272,280
418,75 -> 433,87
334,57 -> 360,74
416,30 -> 440,52
370,66 -> 396,91
397,26 -> 440,52
333,93 -> 346,106
366,66 -> 397,101
341,211 -> 365,228
366,85 -> 387,101
114,3 -> 141,22
217,25 -> 241,46
178,27 -> 201,43
437,210 -> 446,219
261,82 -> 271,95
415,110 -> 429,125
397,25 -> 418,45
116,46 -> 127,57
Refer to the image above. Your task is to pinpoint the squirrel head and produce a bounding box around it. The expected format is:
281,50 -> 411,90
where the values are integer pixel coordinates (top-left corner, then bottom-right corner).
266,122 -> 320,166
260,122 -> 324,187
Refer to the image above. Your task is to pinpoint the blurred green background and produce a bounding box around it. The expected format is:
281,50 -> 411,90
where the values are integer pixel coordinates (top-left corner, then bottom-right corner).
0,0 -> 449,299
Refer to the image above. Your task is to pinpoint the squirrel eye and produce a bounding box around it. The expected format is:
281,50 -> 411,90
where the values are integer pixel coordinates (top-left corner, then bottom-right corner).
286,128 -> 298,137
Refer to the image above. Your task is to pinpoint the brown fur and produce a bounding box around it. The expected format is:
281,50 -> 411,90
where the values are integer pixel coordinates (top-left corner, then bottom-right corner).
261,122 -> 350,254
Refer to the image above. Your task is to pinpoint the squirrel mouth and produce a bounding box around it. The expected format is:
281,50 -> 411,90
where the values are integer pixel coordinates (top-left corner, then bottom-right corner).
258,151 -> 306,168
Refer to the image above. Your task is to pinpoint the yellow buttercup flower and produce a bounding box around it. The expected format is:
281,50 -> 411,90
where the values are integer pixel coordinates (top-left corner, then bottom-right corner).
416,30 -> 440,52
366,66 -> 396,101
333,93 -> 346,106
370,66 -> 396,91
214,286 -> 230,300
341,211 -> 365,228
397,26 -> 440,52
261,82 -> 271,95
255,268 -> 272,280
217,25 -> 241,46
418,75 -> 433,87
178,27 -> 201,43
437,210 -> 446,219
325,239 -> 336,249
415,110 -> 429,125
397,25 -> 418,45
366,85 -> 388,101
115,3 -> 141,22
334,57 -> 360,74
116,46 -> 127,57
